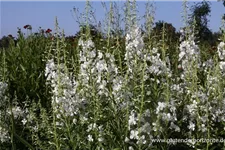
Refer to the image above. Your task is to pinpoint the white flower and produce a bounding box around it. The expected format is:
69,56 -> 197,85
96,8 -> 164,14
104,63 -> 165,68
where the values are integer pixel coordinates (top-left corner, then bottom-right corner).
188,121 -> 195,131
45,59 -> 55,77
87,123 -> 97,132
96,60 -> 107,72
137,135 -> 146,145
125,137 -> 129,142
166,113 -> 171,120
178,36 -> 200,74
128,111 -> 137,127
202,59 -> 214,69
201,124 -> 207,132
219,61 -> 225,71
125,25 -> 146,73
152,122 -> 157,132
21,118 -> 27,125
56,114 -> 61,119
152,48 -> 158,54
89,50 -> 96,58
98,137 -> 104,142
129,146 -> 134,150
86,39 -> 95,48
8,106 -> 24,118
170,122 -> 180,132
87,134 -> 94,142
0,126 -> 10,143
187,100 -> 198,115
45,58 -> 80,117
144,109 -> 151,117
112,78 -> 122,92
217,42 -> 225,60
33,126 -> 38,132
73,118 -> 77,124
179,51 -> 186,61
98,51 -> 103,59
156,102 -> 166,114
146,91 -> 151,96
130,130 -> 138,140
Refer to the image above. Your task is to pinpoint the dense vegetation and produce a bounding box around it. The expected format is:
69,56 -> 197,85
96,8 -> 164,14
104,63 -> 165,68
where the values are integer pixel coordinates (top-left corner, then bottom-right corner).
0,1 -> 225,150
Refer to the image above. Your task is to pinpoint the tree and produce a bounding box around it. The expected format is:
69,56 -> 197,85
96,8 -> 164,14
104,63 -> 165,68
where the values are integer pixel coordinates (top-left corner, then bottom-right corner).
149,21 -> 180,73
75,24 -> 104,39
217,0 -> 225,7
189,0 -> 213,43
0,35 -> 17,49
217,0 -> 225,19
151,20 -> 179,46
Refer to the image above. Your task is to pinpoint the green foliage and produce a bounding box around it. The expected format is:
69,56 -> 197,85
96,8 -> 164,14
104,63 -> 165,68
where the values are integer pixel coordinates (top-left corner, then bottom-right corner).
223,0 -> 225,20
217,0 -> 225,6
149,21 -> 180,75
0,36 -> 16,49
4,33 -> 52,109
189,0 -> 213,43
0,1 -> 225,150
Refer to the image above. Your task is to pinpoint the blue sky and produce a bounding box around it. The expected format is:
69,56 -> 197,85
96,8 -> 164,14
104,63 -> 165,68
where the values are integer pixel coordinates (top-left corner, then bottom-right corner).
1,1 -> 224,38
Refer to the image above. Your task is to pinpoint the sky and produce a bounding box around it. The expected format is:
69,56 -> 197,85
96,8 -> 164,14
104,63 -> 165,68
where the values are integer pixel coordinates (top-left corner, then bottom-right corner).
0,1 -> 224,38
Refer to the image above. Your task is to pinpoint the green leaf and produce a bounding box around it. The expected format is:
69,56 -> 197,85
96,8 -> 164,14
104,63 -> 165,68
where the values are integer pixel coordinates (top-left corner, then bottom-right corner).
20,64 -> 26,72
14,132 -> 35,150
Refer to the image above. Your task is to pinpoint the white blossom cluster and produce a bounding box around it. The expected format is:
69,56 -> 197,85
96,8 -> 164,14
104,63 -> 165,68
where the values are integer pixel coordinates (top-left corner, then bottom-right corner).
217,42 -> 225,74
156,100 -> 178,126
7,106 -> 25,119
0,83 -> 26,144
125,25 -> 145,73
146,48 -> 172,77
178,32 -> 200,77
0,82 -> 7,101
217,42 -> 225,60
126,109 -> 153,147
125,25 -> 171,79
86,123 -> 104,143
124,25 -> 173,148
0,82 -> 10,143
0,126 -> 10,143
45,59 -> 80,117
185,90 -> 210,133
202,59 -> 214,73
198,41 -> 225,127
78,38 -> 107,97
78,37 -> 132,116
205,74 -> 225,123
123,25 -> 175,148
124,26 -> 152,147
0,82 -> 8,113
41,23 -> 225,149
78,38 -> 120,101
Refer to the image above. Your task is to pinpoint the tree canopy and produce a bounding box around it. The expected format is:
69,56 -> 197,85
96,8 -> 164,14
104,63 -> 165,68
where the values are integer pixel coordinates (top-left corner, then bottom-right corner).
189,0 -> 213,43
217,0 -> 225,19
220,0 -> 225,7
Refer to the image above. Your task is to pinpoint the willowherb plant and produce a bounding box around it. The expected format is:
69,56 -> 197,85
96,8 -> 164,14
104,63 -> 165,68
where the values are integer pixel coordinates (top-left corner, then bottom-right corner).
0,82 -> 10,144
178,32 -> 201,75
0,82 -> 8,105
78,37 -> 109,101
0,125 -> 10,143
45,59 -> 79,117
125,25 -> 145,72
2,1 -> 225,150
217,41 -> 225,61
217,41 -> 225,74
146,47 -> 172,77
